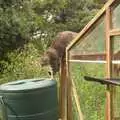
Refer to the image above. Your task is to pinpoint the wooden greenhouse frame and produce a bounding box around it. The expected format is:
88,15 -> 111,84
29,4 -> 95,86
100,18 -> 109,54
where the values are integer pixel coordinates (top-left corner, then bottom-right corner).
59,0 -> 120,120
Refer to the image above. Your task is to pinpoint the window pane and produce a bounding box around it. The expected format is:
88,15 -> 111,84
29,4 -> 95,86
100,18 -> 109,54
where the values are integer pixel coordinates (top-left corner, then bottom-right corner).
112,36 -> 120,119
69,15 -> 106,61
112,3 -> 120,29
70,62 -> 106,120
112,36 -> 120,61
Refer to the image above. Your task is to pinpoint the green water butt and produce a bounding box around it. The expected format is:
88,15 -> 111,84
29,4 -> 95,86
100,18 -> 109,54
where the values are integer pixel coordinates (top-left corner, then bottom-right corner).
0,78 -> 58,120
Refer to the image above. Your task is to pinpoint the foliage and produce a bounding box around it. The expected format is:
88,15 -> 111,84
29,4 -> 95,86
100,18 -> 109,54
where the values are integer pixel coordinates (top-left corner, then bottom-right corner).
0,0 -> 104,73
0,0 -> 45,57
0,42 -> 50,84
0,0 -> 105,56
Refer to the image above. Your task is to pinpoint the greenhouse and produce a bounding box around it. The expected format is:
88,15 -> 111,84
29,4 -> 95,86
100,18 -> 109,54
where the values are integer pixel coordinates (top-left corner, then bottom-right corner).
59,0 -> 120,120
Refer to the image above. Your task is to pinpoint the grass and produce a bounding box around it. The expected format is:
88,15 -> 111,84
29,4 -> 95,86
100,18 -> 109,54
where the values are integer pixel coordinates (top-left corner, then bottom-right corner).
70,63 -> 106,120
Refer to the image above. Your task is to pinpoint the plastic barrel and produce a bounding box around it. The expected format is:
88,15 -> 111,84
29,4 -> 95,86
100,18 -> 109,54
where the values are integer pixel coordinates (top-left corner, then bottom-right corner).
0,78 -> 58,120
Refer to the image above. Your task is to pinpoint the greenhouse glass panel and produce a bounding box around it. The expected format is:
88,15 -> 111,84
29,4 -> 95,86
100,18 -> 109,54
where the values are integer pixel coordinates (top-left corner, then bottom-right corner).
112,36 -> 120,120
112,36 -> 120,77
70,62 -> 106,120
112,36 -> 120,61
112,2 -> 120,29
69,15 -> 106,61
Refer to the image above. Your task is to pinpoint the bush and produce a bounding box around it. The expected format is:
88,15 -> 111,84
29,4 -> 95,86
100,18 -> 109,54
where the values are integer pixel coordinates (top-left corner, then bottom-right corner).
0,43 -> 50,84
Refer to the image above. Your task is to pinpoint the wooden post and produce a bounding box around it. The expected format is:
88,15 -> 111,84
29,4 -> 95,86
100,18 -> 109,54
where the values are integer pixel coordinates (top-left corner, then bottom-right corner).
59,57 -> 67,120
105,7 -> 112,120
66,52 -> 73,120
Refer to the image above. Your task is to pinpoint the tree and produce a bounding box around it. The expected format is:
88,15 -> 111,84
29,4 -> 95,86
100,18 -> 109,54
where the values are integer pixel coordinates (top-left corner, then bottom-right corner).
0,0 -> 44,57
0,0 -> 105,57
31,0 -> 105,49
0,0 -> 105,77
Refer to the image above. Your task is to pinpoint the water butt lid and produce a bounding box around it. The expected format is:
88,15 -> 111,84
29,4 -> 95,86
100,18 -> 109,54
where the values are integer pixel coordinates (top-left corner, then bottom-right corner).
0,78 -> 56,92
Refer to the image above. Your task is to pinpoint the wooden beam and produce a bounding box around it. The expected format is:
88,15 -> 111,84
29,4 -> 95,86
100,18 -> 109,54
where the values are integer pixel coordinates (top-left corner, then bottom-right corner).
69,60 -> 106,64
105,7 -> 112,120
66,0 -> 116,51
110,29 -> 120,36
59,57 -> 67,120
69,60 -> 120,64
70,51 -> 120,61
71,53 -> 106,61
66,52 -> 73,120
